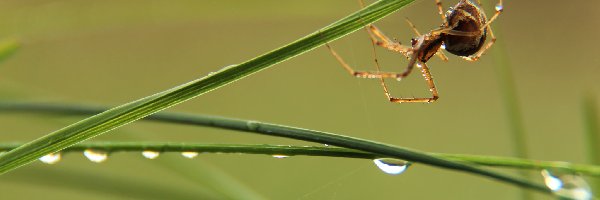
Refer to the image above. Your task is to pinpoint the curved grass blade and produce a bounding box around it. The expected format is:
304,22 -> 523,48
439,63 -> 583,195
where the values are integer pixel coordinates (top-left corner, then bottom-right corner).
0,0 -> 415,175
2,142 -> 598,177
0,102 -> 551,193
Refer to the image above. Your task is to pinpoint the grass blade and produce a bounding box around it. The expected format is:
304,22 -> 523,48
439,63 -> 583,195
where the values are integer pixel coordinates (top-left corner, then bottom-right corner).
0,101 -> 551,194
491,27 -> 532,199
583,94 -> 600,191
2,142 -> 598,177
0,0 -> 415,174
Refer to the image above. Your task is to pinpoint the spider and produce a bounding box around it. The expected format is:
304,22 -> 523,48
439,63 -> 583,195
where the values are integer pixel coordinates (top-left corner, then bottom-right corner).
326,0 -> 503,103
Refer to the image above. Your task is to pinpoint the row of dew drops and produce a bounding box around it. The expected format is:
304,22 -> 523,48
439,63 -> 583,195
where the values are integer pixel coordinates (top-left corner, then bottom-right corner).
37,149 -> 592,200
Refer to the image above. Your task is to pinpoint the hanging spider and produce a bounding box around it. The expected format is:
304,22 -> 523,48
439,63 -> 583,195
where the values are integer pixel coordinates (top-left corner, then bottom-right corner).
326,0 -> 503,103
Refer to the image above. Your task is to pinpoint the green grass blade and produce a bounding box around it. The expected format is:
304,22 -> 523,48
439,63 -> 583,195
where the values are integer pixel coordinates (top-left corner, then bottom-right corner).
583,94 -> 600,191
584,95 -> 599,164
0,101 -> 551,194
0,38 -> 20,64
0,0 -> 415,174
123,131 -> 266,200
2,142 -> 599,177
491,27 -> 532,199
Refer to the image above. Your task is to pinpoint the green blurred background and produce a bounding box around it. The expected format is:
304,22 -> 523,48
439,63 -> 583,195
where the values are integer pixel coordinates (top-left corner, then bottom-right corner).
0,0 -> 599,199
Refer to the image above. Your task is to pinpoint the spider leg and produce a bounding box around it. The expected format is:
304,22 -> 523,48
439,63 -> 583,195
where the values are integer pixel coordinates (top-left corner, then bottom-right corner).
434,0 -> 448,26
482,0 -> 503,29
325,43 -> 411,79
405,18 -> 449,62
378,60 -> 439,103
462,25 -> 496,61
365,25 -> 413,57
463,0 -> 503,61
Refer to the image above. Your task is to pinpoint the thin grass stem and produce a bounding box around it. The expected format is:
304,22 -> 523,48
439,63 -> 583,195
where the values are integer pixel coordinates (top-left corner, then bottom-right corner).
583,94 -> 600,192
0,0 -> 415,175
1,142 -> 598,177
0,101 -> 551,193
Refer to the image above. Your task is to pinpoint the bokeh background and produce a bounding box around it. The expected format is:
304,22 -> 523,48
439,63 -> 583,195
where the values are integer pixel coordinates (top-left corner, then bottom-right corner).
0,0 -> 599,199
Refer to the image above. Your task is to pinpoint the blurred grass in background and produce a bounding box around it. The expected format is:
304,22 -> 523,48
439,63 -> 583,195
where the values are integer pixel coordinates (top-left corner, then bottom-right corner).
0,0 -> 598,199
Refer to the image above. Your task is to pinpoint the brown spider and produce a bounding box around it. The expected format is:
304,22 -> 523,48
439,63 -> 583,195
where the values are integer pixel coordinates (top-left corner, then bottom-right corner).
326,0 -> 503,103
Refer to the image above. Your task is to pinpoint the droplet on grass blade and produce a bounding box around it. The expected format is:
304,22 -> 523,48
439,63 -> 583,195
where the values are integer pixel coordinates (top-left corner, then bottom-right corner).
181,151 -> 199,159
84,149 -> 108,163
541,169 -> 592,200
373,158 -> 411,175
39,153 -> 61,164
272,155 -> 289,159
142,150 -> 160,159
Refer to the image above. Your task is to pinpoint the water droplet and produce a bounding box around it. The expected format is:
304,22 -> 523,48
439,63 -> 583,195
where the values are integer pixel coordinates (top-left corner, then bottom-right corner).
495,3 -> 503,12
323,144 -> 330,147
441,43 -> 446,49
39,153 -> 61,164
373,158 -> 411,175
541,170 -> 563,191
84,149 -> 108,163
181,151 -> 199,159
142,150 -> 160,159
272,155 -> 289,159
541,169 -> 592,200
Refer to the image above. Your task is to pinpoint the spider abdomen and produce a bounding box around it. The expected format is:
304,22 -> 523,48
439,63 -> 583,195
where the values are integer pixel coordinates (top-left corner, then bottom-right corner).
443,0 -> 487,56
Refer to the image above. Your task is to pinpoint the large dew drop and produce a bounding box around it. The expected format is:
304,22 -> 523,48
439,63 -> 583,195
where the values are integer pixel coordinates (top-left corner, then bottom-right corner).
541,169 -> 592,200
39,153 -> 61,164
84,149 -> 108,163
142,150 -> 160,159
181,151 -> 199,159
373,158 -> 411,175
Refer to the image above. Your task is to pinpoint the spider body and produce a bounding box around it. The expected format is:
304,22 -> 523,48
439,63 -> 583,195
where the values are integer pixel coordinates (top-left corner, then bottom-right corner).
442,0 -> 488,56
326,0 -> 503,103
411,34 -> 443,64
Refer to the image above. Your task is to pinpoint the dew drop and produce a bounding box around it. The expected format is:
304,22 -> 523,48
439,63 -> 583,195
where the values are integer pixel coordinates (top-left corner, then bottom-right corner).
495,3 -> 504,12
541,170 -> 563,191
272,155 -> 289,159
373,158 -> 411,175
541,169 -> 592,200
142,150 -> 160,159
84,149 -> 108,163
323,144 -> 330,147
39,153 -> 61,164
181,151 -> 199,159
441,43 -> 446,49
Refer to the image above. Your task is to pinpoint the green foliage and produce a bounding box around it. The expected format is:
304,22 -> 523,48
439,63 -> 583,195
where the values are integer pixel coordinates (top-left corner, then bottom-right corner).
0,0 -> 415,177
2,142 -> 600,177
0,101 -> 550,193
